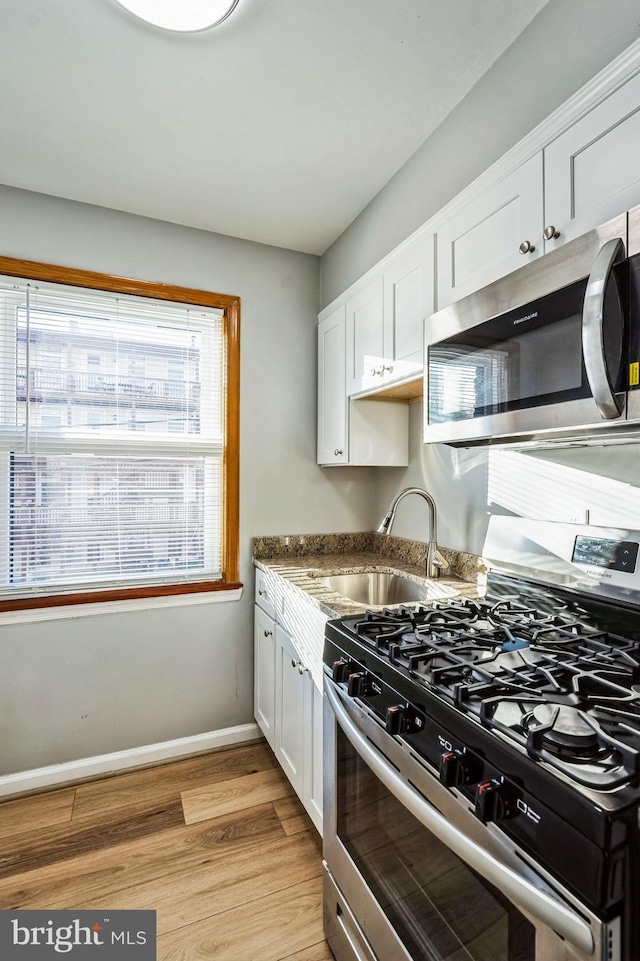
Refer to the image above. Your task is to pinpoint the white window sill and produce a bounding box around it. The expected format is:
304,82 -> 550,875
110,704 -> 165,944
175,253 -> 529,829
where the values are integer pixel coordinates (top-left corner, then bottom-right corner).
0,586 -> 243,625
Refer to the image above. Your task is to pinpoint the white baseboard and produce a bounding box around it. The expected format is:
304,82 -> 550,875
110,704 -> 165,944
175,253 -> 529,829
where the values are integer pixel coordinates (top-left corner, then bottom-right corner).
0,722 -> 262,799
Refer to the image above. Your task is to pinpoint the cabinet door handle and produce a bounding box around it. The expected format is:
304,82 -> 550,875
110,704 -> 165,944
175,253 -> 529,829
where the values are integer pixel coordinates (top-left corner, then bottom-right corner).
258,588 -> 266,596
544,225 -> 560,240
519,240 -> 535,254
264,629 -> 273,637
334,448 -> 343,456
298,663 -> 309,675
291,658 -> 297,669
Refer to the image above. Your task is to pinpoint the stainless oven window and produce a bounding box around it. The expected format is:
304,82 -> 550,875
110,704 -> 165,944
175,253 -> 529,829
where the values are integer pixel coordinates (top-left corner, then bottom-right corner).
337,727 -> 536,961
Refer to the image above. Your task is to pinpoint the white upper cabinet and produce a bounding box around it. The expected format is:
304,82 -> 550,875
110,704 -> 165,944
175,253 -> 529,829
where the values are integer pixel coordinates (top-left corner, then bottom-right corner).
436,153 -> 543,309
383,235 -> 435,383
317,306 -> 408,467
317,305 -> 348,465
345,236 -> 434,396
345,278 -> 385,395
544,71 -> 640,251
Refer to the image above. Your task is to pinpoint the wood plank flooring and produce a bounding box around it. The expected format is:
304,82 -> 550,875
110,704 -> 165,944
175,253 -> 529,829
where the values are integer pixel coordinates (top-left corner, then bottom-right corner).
0,741 -> 333,961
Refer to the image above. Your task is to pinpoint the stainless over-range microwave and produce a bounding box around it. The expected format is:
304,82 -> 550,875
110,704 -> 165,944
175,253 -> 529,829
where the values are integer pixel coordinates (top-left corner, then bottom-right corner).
424,208 -> 640,447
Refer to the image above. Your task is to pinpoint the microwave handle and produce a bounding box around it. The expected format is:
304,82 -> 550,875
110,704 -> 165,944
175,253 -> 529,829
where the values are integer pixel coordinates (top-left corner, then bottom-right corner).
325,680 -> 595,956
582,236 -> 625,419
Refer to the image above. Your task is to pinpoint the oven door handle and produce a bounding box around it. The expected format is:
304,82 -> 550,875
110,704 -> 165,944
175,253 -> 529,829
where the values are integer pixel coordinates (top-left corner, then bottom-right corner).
582,235 -> 625,420
326,682 -> 595,956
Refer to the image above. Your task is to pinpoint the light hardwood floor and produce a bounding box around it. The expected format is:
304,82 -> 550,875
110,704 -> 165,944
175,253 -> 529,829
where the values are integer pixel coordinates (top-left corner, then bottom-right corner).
0,741 -> 334,961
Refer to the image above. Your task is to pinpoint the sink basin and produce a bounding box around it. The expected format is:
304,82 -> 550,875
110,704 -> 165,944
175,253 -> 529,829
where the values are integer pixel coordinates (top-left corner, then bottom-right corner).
319,571 -> 457,606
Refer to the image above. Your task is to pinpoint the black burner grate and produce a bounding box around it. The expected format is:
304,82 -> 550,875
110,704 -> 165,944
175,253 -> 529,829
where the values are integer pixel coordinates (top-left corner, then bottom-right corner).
346,594 -> 640,788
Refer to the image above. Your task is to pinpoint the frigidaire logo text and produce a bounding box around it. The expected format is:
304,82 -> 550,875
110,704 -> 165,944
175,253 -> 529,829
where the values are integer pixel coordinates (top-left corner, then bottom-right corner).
513,311 -> 538,325
1,910 -> 156,959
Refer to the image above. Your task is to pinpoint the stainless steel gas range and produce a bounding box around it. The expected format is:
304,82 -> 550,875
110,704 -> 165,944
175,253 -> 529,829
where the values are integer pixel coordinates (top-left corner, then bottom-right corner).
323,517 -> 640,961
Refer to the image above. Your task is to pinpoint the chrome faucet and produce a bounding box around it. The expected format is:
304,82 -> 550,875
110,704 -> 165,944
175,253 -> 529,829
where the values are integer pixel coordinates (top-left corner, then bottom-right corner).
377,487 -> 450,579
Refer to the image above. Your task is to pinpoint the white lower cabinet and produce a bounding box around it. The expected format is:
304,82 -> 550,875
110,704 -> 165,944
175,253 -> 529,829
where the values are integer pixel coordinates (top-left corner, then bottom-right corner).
254,604 -> 276,751
273,623 -> 306,799
253,577 -> 324,835
304,666 -> 324,831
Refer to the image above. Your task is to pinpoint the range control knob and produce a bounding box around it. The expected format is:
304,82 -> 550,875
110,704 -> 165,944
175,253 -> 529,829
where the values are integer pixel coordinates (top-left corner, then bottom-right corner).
332,659 -> 352,683
475,779 -> 516,824
385,705 -> 414,735
439,750 -> 480,788
347,672 -> 370,698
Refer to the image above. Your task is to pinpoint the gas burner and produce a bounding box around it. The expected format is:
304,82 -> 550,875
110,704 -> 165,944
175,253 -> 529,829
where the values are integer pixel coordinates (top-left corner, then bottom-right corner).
524,704 -> 602,760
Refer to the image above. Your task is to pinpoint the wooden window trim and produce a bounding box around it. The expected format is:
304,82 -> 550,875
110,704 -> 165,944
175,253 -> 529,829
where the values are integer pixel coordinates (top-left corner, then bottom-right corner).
0,254 -> 241,612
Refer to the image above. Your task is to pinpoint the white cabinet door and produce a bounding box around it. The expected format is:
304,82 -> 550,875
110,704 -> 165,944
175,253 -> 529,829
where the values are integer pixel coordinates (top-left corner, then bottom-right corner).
254,605 -> 276,750
382,235 -> 435,385
303,674 -> 323,835
317,305 -> 409,467
317,306 -> 347,465
545,71 -> 640,252
345,277 -> 385,395
436,152 -> 543,308
274,623 -> 305,798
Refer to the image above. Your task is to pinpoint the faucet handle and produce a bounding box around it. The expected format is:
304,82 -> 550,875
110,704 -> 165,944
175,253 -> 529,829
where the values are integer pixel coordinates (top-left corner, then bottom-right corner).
426,547 -> 450,579
433,549 -> 450,570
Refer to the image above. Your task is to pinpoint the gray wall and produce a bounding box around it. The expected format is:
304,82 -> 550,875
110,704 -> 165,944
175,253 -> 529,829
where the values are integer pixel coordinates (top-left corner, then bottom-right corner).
321,1 -> 640,558
0,184 -> 375,776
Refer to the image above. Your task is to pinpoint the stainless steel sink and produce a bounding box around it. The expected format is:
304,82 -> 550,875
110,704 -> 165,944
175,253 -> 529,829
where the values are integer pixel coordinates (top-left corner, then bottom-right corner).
319,571 -> 457,606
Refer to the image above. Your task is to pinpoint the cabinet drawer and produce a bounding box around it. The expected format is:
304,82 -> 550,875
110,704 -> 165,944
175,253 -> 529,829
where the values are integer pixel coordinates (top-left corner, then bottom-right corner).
255,568 -> 276,618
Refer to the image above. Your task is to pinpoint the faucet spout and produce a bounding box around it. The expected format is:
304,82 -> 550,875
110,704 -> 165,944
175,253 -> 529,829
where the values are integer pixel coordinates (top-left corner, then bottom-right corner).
376,487 -> 449,579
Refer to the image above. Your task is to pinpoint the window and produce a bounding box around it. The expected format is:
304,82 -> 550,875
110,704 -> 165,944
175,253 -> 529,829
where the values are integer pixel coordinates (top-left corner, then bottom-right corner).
0,256 -> 240,610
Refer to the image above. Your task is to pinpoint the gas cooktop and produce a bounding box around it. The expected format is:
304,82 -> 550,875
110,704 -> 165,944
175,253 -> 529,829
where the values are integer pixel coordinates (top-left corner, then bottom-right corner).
339,586 -> 640,791
324,519 -> 640,801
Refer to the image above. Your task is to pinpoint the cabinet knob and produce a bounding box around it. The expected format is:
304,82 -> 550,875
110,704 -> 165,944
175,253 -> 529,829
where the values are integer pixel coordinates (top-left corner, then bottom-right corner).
297,662 -> 309,675
544,225 -> 561,240
370,364 -> 394,377
258,588 -> 266,596
334,448 -> 343,456
264,629 -> 273,637
519,240 -> 535,254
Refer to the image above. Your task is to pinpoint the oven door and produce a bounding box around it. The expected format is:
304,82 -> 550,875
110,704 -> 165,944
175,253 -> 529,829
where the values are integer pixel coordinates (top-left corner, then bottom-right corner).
424,218 -> 627,447
323,677 -> 616,961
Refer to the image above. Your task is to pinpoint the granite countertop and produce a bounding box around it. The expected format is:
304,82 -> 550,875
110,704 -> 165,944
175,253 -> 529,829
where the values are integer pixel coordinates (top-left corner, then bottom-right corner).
253,532 -> 486,618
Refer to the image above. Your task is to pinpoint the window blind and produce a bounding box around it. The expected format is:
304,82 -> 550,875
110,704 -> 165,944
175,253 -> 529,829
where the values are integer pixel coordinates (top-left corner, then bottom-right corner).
0,274 -> 225,598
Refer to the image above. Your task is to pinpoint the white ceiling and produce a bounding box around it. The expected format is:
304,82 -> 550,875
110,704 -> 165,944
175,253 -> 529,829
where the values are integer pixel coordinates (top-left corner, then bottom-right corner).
0,0 -> 550,255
